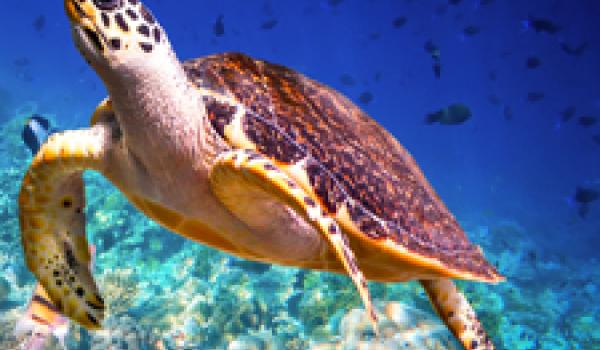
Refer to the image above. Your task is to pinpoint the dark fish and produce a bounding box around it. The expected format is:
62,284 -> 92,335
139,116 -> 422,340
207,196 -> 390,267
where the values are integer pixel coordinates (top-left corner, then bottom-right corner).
479,0 -> 494,5
392,16 -> 407,28
574,187 -> 599,218
358,91 -> 374,105
373,72 -> 382,82
527,92 -> 544,102
561,106 -> 576,122
488,70 -> 497,81
433,61 -> 441,79
424,40 -> 441,79
426,103 -> 472,125
22,115 -> 57,154
328,0 -> 344,6
526,56 -> 541,69
578,116 -> 597,127
576,187 -> 600,204
561,42 -> 588,57
448,0 -> 462,5
523,15 -> 560,34
339,74 -> 356,86
503,105 -> 513,120
424,40 -> 439,56
463,25 -> 481,37
260,19 -> 278,30
33,15 -> 45,32
213,15 -> 225,36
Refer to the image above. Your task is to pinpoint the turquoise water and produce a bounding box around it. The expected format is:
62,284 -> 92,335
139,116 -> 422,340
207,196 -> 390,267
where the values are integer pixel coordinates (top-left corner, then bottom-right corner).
1,1 -> 599,349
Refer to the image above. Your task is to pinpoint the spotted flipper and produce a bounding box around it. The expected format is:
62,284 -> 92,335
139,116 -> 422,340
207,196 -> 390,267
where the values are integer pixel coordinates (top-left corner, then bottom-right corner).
19,125 -> 111,329
209,149 -> 379,333
420,279 -> 495,350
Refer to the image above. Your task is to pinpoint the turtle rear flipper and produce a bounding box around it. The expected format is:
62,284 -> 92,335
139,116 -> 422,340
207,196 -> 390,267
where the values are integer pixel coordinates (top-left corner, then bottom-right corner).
19,125 -> 111,329
421,279 -> 495,350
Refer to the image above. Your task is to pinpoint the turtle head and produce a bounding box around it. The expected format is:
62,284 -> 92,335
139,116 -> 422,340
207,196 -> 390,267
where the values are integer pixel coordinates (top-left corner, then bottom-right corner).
65,0 -> 174,81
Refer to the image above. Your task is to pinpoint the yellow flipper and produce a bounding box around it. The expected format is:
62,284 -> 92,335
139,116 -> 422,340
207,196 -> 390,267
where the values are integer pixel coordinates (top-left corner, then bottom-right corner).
421,279 -> 496,350
210,149 -> 379,333
19,125 -> 110,329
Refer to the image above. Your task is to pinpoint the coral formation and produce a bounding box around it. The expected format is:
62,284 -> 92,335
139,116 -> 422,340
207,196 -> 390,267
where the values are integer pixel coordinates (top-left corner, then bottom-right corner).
0,113 -> 599,349
309,301 -> 460,350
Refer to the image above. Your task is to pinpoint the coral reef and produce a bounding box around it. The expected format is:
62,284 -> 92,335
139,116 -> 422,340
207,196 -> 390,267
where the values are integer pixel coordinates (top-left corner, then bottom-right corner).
0,113 -> 599,349
309,301 -> 459,350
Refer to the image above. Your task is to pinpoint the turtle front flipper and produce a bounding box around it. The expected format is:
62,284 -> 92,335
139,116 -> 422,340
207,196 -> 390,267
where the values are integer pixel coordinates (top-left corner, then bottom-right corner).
420,279 -> 495,350
19,124 -> 112,329
209,149 -> 379,333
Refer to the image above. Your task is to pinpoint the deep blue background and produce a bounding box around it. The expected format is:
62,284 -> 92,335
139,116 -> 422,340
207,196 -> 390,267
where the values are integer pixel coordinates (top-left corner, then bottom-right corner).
1,0 -> 599,257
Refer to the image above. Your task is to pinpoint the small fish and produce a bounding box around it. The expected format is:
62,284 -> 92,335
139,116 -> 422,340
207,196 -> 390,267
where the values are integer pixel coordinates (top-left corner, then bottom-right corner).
527,92 -> 544,102
448,0 -> 462,5
33,15 -> 46,32
578,116 -> 597,127
488,70 -> 497,81
424,40 -> 441,79
260,19 -> 278,30
576,187 -> 600,204
526,56 -> 541,69
22,115 -> 58,155
373,71 -> 382,82
433,61 -> 441,79
463,25 -> 481,37
523,15 -> 560,34
339,74 -> 356,86
392,16 -> 407,28
479,0 -> 494,5
15,245 -> 96,350
574,187 -> 599,218
328,0 -> 344,7
503,105 -> 513,120
426,103 -> 472,125
213,14 -> 225,36
561,42 -> 588,57
14,284 -> 70,350
358,91 -> 374,105
424,40 -> 439,57
560,106 -> 576,122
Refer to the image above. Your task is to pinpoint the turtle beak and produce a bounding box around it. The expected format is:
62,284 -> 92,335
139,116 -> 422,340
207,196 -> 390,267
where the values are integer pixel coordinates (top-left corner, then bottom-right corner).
65,0 -> 94,25
66,0 -> 106,56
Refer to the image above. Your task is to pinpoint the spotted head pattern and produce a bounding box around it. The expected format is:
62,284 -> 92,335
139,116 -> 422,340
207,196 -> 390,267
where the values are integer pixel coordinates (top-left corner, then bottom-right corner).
65,0 -> 172,73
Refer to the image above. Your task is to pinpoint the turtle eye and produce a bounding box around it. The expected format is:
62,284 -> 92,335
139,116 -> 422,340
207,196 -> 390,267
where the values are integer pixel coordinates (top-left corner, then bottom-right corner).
93,0 -> 122,11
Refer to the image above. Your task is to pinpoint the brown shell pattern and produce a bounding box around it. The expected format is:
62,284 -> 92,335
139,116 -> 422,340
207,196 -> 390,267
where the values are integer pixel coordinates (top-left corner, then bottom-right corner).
183,53 -> 500,280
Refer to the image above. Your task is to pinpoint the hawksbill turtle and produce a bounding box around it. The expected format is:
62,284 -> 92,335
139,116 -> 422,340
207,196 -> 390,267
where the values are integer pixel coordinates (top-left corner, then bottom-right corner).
18,1 -> 504,349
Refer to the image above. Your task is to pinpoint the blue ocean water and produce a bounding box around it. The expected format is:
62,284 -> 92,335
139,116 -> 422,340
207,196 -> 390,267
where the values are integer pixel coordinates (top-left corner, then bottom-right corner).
1,0 -> 599,349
